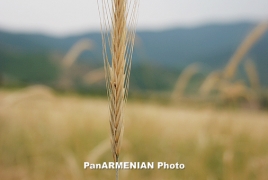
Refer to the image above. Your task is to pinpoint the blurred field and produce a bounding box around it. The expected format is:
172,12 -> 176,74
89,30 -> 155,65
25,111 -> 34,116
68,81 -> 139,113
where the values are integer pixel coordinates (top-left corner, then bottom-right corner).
0,87 -> 268,180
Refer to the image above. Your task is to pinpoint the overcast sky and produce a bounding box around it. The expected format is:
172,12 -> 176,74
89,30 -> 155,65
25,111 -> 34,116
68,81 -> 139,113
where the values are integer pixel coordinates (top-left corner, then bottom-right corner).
0,0 -> 268,36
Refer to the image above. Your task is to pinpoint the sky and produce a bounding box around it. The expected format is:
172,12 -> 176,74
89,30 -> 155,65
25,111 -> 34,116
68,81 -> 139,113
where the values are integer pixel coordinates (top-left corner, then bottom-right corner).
0,0 -> 268,36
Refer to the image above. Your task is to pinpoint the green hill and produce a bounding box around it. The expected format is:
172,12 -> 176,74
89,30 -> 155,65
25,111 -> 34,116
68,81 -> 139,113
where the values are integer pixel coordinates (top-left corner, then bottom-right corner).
0,21 -> 267,91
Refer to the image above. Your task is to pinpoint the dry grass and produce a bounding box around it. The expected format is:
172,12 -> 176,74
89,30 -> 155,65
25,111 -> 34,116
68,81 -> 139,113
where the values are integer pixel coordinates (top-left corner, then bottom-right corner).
0,89 -> 268,179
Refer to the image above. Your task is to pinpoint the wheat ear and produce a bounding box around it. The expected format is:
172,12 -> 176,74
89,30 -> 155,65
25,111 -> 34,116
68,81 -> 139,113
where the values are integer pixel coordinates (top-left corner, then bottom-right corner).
223,22 -> 268,80
62,39 -> 94,68
171,63 -> 199,99
199,70 -> 221,96
83,67 -> 105,85
97,0 -> 139,179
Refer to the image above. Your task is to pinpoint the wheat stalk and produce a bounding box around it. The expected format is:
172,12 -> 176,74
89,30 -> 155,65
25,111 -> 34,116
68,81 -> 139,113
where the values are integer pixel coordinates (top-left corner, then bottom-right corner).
244,58 -> 260,90
199,70 -> 222,96
86,138 -> 111,163
97,0 -> 139,179
171,63 -> 199,100
219,81 -> 249,102
223,22 -> 268,80
62,39 -> 94,69
83,67 -> 105,85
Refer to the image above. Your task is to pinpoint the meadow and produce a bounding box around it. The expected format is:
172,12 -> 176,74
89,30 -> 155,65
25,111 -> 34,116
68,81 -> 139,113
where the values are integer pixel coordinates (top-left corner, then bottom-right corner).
0,86 -> 268,180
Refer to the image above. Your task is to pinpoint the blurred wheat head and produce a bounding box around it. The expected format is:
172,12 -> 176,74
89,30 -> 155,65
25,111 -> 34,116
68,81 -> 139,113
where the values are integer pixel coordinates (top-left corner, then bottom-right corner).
219,81 -> 249,102
97,1 -> 139,178
199,70 -> 222,96
199,22 -> 267,102
223,22 -> 268,80
83,67 -> 105,85
0,85 -> 54,112
62,39 -> 94,69
172,63 -> 200,100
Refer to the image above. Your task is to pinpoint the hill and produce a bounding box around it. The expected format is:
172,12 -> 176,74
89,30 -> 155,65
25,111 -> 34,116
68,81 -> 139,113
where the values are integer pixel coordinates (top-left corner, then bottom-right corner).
0,21 -> 267,90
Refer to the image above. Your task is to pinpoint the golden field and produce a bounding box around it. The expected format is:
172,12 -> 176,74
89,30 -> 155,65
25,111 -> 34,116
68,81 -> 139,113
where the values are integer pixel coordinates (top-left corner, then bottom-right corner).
0,86 -> 268,180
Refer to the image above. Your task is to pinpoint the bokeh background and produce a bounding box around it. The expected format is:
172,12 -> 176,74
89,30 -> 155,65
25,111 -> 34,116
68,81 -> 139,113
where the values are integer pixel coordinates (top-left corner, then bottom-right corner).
0,0 -> 268,179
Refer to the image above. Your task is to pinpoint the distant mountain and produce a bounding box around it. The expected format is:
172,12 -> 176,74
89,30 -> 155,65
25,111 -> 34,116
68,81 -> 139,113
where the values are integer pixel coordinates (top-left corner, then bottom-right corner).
0,21 -> 268,88
138,23 -> 257,67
